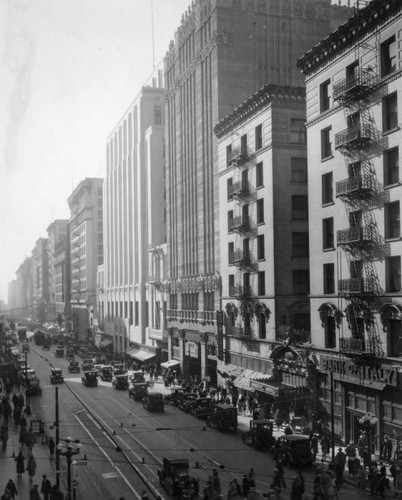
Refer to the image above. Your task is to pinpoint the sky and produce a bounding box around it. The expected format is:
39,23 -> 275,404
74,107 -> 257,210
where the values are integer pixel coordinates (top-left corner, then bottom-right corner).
0,0 -> 191,302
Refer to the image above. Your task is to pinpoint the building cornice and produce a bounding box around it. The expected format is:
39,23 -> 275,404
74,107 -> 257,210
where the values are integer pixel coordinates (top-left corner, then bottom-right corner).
297,0 -> 402,76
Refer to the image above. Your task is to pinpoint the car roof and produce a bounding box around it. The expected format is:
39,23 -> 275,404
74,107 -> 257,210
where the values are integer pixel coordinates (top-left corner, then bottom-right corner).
281,434 -> 310,441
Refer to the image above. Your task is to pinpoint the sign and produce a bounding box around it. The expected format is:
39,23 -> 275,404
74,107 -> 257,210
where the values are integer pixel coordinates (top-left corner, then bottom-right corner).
321,355 -> 397,389
187,341 -> 199,358
250,380 -> 280,396
148,328 -> 166,341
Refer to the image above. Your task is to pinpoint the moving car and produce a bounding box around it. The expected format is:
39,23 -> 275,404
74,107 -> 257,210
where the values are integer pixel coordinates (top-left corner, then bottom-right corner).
81,359 -> 94,372
143,392 -> 164,412
81,371 -> 98,387
242,419 -> 275,450
55,346 -> 64,358
26,377 -> 42,396
130,370 -> 145,382
112,374 -> 129,390
128,381 -> 148,401
68,361 -> 80,373
50,368 -> 64,384
276,434 -> 314,467
190,397 -> 212,419
206,404 -> 237,432
100,366 -> 113,382
158,457 -> 198,499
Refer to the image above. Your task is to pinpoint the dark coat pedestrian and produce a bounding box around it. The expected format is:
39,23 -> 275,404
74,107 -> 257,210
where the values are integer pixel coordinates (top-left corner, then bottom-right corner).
242,474 -> 250,498
5,479 -> 17,499
27,454 -> 37,481
0,425 -> 8,451
41,475 -> 52,500
25,429 -> 36,453
29,484 -> 41,500
48,437 -> 55,459
290,472 -> 305,500
382,436 -> 393,463
15,451 -> 25,476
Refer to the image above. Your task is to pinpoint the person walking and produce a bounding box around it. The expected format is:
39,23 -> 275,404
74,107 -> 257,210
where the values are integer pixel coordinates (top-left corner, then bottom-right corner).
15,450 -> 25,478
334,447 -> 346,487
29,484 -> 41,500
48,437 -> 55,460
41,475 -> 52,500
356,464 -> 367,495
290,471 -> 305,500
0,424 -> 8,451
4,480 -> 17,500
25,428 -> 36,454
27,454 -> 37,482
321,435 -> 330,461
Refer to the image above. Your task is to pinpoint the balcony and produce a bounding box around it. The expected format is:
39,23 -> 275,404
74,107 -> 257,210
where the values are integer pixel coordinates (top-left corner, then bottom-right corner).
227,148 -> 250,167
336,174 -> 375,200
228,215 -> 253,233
338,277 -> 376,296
333,69 -> 379,105
228,181 -> 251,199
335,124 -> 373,152
229,250 -> 253,268
339,337 -> 377,357
337,226 -> 375,249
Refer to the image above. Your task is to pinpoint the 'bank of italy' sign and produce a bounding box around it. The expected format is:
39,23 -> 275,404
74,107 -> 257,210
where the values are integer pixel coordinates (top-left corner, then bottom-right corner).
321,355 -> 397,389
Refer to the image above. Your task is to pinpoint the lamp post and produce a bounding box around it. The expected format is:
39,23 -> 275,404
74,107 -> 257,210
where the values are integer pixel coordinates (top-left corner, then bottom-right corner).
57,438 -> 81,500
359,412 -> 378,462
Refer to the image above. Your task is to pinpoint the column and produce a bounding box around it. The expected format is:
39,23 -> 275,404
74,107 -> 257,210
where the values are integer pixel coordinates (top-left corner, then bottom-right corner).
179,329 -> 186,373
200,332 -> 208,383
167,328 -> 174,360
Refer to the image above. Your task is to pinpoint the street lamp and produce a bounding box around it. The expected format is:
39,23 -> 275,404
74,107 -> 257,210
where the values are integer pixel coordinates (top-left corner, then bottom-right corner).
359,412 -> 378,462
57,438 -> 81,500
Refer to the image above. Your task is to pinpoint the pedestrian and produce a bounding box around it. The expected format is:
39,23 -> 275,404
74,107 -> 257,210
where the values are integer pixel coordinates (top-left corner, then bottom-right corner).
29,484 -> 41,500
290,471 -> 305,500
15,450 -> 25,478
334,447 -> 346,487
27,454 -> 37,482
356,464 -> 367,495
361,446 -> 371,469
19,412 -> 27,428
212,469 -> 221,494
25,428 -> 36,454
0,424 -> 8,451
321,435 -> 330,461
4,480 -> 17,500
276,459 -> 286,489
48,437 -> 55,460
41,475 -> 52,500
242,474 -> 250,498
382,435 -> 393,464
311,434 -> 319,460
19,425 -> 28,448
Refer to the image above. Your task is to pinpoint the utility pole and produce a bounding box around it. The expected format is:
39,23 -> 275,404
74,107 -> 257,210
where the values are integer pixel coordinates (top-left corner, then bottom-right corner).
55,387 -> 60,489
330,370 -> 335,460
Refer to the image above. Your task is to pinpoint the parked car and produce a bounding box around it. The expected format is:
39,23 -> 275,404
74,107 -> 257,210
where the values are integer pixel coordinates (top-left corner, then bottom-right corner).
81,359 -> 94,372
26,377 -> 42,396
93,364 -> 104,375
68,361 -> 80,373
55,346 -> 64,358
100,366 -> 113,382
143,392 -> 164,412
112,374 -> 129,390
165,387 -> 186,406
276,434 -> 314,467
242,419 -> 275,450
177,392 -> 198,412
81,371 -> 98,387
112,364 -> 126,375
128,382 -> 148,401
190,397 -> 212,419
206,404 -> 237,432
158,457 -> 198,499
50,368 -> 64,384
130,370 -> 145,382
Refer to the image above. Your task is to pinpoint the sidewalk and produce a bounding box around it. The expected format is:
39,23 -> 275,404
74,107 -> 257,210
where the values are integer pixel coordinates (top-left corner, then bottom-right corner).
0,396 -> 58,500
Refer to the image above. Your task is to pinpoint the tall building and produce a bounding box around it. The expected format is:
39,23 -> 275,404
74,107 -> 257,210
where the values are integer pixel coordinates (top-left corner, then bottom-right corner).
297,0 -> 402,446
15,257 -> 33,322
164,0 -> 351,384
7,280 -> 17,320
31,237 -> 50,323
47,220 -> 69,323
104,69 -> 165,362
216,85 -> 311,404
67,178 -> 103,342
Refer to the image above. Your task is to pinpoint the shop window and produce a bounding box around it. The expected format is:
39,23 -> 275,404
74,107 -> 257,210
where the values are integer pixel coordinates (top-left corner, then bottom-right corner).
385,201 -> 400,239
322,217 -> 334,250
256,162 -> 264,188
321,126 -> 332,159
386,256 -> 401,292
292,232 -> 309,258
384,147 -> 399,186
383,92 -> 398,132
255,124 -> 262,150
320,79 -> 331,112
322,172 -> 333,205
381,35 -> 397,77
292,195 -> 308,220
323,263 -> 335,294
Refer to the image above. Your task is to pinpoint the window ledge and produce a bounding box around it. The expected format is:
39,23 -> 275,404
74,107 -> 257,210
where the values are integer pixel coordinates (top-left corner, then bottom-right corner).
256,185 -> 264,190
384,182 -> 401,190
323,247 -> 336,252
321,155 -> 334,163
383,126 -> 400,137
322,201 -> 335,208
385,236 -> 401,242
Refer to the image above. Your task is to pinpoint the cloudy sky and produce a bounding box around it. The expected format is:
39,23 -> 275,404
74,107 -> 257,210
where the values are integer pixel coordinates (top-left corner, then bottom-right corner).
0,0 -> 191,304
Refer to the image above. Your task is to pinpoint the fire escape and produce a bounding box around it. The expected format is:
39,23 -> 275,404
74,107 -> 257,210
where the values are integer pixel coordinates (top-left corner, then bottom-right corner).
333,63 -> 387,362
227,145 -> 257,338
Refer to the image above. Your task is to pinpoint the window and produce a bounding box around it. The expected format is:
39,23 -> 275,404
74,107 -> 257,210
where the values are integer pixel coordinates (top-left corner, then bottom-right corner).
322,172 -> 333,205
323,263 -> 335,294
291,158 -> 307,183
290,119 -> 306,144
292,195 -> 308,220
385,201 -> 400,239
321,126 -> 332,159
346,60 -> 358,86
258,271 -> 265,296
241,134 -> 248,156
292,232 -> 309,258
258,316 -> 266,340
325,316 -> 336,349
255,124 -> 262,150
228,241 -> 234,264
154,105 -> 162,125
257,234 -> 265,260
293,270 -> 310,295
384,147 -> 399,186
388,320 -> 402,357
381,35 -> 397,77
386,256 -> 401,292
256,162 -> 264,187
243,272 -> 251,294
227,210 -> 234,232
228,274 -> 235,292
227,178 -> 233,200
383,93 -> 398,132
322,217 -> 334,249
256,199 -> 264,224
226,144 -> 232,167
320,79 -> 331,112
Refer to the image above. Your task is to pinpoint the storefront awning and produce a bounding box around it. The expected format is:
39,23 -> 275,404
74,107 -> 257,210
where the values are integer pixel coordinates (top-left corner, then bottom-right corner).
160,359 -> 181,370
126,348 -> 155,362
99,339 -> 113,348
233,369 -> 272,390
217,363 -> 244,379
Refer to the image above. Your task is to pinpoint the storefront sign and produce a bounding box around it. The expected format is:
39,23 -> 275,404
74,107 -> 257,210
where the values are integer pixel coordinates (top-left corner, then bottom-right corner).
250,380 -> 279,396
187,341 -> 199,358
321,355 -> 397,388
148,328 -> 166,341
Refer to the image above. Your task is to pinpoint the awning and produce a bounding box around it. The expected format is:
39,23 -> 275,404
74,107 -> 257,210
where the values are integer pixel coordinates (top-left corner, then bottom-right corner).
233,370 -> 272,390
217,363 -> 244,379
160,359 -> 181,370
99,339 -> 113,348
126,348 -> 155,362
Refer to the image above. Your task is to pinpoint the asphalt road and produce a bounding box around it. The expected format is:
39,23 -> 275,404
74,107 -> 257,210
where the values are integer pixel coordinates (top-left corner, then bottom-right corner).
24,342 -> 373,500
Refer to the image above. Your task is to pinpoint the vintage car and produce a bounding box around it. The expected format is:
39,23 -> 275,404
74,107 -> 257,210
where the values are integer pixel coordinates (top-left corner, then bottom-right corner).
42,342 -> 50,351
206,404 -> 237,432
55,346 -> 64,358
276,434 -> 314,467
21,368 -> 37,384
165,386 -> 186,406
100,366 -> 113,382
190,397 -> 212,419
130,370 -> 145,382
242,419 -> 275,450
81,371 -> 98,387
177,392 -> 198,412
50,368 -> 64,384
68,361 -> 80,373
158,457 -> 198,499
128,381 -> 148,401
143,392 -> 164,412
93,364 -> 104,375
26,377 -> 42,396
112,374 -> 129,390
112,363 -> 126,375
81,359 -> 94,372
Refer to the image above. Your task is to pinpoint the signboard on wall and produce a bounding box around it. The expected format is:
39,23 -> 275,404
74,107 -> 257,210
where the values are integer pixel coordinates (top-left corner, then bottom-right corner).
187,341 -> 199,358
250,380 -> 280,396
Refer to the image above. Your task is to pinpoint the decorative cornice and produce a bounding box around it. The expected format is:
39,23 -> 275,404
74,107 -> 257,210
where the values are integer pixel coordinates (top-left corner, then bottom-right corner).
297,0 -> 402,76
